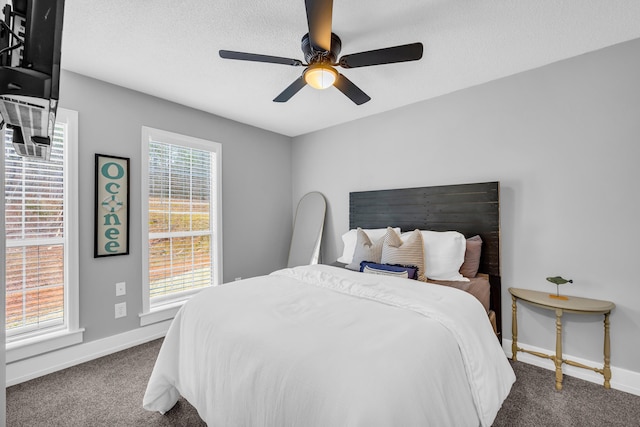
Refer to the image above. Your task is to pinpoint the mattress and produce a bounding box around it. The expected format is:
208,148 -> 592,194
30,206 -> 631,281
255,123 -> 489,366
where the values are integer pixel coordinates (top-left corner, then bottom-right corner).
143,264 -> 515,426
334,261 -> 491,312
428,274 -> 491,313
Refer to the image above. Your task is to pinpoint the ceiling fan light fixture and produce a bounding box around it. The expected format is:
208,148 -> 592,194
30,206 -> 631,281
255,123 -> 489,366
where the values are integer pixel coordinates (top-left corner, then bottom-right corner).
304,64 -> 338,90
220,1 -> 424,104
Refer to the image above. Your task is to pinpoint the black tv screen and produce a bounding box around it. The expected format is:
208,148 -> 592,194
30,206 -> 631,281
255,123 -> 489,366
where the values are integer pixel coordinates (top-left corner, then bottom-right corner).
0,0 -> 65,160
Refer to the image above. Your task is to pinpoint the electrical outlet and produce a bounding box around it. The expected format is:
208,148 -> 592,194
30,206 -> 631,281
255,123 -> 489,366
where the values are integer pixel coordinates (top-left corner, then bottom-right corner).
234,277 -> 242,281
115,281 -> 126,296
115,302 -> 127,319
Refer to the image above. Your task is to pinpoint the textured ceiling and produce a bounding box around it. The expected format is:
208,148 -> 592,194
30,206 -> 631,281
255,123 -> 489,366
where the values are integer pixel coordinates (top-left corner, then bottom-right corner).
61,0 -> 640,137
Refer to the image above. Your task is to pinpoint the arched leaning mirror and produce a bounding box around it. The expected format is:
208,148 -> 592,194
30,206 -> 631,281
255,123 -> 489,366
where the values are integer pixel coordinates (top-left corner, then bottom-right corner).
287,192 -> 327,267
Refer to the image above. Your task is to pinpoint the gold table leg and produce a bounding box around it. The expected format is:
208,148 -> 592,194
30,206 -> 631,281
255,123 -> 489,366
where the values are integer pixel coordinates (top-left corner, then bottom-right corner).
511,295 -> 518,361
603,311 -> 611,389
555,308 -> 563,391
511,295 -> 518,362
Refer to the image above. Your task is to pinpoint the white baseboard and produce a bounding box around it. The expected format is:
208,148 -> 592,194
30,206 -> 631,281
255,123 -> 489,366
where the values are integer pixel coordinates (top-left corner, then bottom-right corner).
503,339 -> 640,396
6,320 -> 172,387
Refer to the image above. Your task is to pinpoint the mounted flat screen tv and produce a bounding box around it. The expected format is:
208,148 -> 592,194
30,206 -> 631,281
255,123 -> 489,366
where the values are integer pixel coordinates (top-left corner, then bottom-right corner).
0,0 -> 65,161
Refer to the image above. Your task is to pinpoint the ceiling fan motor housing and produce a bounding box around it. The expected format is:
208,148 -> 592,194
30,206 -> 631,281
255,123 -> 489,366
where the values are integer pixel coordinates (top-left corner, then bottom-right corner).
302,32 -> 342,64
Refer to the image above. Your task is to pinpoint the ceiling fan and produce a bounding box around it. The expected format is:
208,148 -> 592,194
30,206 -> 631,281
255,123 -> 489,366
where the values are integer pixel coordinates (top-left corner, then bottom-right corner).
219,0 -> 423,105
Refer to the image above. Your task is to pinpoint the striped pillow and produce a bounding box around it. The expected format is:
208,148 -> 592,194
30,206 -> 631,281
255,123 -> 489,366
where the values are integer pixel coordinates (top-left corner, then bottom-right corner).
362,265 -> 410,278
360,261 -> 419,280
381,228 -> 426,281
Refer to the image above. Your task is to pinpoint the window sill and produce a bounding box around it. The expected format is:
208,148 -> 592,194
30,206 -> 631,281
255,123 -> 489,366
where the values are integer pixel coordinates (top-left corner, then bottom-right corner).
139,300 -> 186,327
6,328 -> 85,364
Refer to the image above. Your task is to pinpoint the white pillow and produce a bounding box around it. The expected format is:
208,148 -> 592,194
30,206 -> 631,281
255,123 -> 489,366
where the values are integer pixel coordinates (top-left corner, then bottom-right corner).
337,227 -> 400,264
414,230 -> 469,282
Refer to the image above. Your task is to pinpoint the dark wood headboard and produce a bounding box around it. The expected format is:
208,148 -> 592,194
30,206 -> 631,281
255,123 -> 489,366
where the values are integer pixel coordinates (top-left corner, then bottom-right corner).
349,181 -> 502,340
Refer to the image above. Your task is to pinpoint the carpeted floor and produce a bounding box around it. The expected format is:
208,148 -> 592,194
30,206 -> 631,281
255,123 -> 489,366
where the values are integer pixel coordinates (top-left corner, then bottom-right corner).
492,361 -> 640,427
6,338 -> 640,426
7,340 -> 205,427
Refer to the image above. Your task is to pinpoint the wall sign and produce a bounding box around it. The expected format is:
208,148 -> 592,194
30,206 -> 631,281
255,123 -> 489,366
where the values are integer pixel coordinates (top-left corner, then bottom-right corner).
94,154 -> 130,257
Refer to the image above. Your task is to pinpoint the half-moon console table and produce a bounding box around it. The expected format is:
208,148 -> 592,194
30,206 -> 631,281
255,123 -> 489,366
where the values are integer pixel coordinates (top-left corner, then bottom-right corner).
509,287 -> 615,391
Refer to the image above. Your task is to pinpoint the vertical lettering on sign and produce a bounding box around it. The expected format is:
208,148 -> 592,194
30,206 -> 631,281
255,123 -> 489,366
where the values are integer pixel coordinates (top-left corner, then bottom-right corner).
95,155 -> 129,257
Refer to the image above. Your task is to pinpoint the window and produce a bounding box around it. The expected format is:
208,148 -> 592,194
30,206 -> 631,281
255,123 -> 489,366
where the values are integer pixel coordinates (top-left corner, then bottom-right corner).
4,108 -> 81,360
140,127 -> 222,325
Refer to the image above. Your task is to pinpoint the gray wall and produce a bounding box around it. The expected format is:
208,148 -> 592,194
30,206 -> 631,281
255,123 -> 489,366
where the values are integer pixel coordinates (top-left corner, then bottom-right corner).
291,39 -> 640,373
59,71 -> 293,342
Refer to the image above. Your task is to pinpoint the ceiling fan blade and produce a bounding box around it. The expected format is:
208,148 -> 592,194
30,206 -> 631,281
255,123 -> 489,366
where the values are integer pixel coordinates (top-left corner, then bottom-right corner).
219,50 -> 303,66
305,0 -> 333,52
273,77 -> 307,103
339,42 -> 423,69
333,74 -> 370,105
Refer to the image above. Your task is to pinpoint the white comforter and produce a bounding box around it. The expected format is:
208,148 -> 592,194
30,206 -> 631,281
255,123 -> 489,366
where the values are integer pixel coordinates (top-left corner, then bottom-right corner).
143,265 -> 515,426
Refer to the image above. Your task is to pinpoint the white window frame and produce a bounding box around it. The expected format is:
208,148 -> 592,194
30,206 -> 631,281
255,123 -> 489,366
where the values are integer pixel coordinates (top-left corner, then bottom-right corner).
139,126 -> 222,326
5,108 -> 83,363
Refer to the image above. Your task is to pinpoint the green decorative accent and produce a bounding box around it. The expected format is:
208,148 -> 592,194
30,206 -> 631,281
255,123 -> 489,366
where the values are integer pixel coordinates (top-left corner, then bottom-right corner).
546,276 -> 573,297
546,276 -> 573,285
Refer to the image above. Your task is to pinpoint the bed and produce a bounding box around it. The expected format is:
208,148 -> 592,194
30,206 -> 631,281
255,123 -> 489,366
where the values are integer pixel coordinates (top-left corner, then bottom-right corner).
343,181 -> 504,339
143,182 -> 515,426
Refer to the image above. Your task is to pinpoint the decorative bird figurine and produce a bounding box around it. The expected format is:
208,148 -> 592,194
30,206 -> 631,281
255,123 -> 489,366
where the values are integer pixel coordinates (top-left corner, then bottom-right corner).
546,276 -> 573,300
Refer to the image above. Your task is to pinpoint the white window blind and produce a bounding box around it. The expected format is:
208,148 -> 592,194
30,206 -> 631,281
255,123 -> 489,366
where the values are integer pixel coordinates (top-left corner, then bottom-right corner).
4,124 -> 66,336
147,139 -> 217,305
